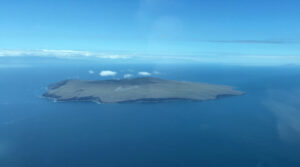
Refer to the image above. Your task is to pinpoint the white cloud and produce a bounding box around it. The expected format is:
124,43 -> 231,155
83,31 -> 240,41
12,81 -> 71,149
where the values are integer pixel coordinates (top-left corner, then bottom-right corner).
88,70 -> 95,74
152,70 -> 160,74
138,71 -> 151,76
0,49 -> 131,60
124,74 -> 133,78
99,70 -> 117,77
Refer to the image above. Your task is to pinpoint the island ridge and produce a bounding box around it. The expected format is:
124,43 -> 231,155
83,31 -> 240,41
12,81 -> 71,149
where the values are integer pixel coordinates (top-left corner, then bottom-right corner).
43,77 -> 244,103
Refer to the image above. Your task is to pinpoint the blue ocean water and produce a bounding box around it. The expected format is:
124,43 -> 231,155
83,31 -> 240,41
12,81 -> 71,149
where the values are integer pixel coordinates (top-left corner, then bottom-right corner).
1,58 -> 300,167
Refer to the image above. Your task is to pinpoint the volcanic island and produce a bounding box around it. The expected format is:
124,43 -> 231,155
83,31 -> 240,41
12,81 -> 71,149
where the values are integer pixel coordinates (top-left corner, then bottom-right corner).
43,77 -> 244,103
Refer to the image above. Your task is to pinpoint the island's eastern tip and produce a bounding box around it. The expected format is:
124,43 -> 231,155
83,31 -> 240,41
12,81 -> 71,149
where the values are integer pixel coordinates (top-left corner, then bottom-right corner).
43,77 -> 244,103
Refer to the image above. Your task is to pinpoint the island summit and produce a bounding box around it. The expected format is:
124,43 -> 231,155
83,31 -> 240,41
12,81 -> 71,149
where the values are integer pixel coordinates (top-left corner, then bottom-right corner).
43,77 -> 244,103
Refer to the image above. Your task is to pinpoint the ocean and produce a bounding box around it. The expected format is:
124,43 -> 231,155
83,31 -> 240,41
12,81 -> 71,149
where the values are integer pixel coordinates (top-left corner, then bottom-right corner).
1,58 -> 300,167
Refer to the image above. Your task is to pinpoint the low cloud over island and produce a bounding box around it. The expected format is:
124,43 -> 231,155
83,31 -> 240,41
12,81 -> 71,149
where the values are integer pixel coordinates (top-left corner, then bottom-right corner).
88,70 -> 95,74
138,72 -> 151,76
124,74 -> 133,78
99,70 -> 117,77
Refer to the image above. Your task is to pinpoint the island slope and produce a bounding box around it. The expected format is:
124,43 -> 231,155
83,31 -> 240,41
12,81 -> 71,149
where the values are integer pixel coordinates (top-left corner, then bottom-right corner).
43,77 -> 244,103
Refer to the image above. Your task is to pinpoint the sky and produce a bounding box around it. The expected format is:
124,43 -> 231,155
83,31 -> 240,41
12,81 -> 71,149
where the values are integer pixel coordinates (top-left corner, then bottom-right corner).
0,0 -> 300,65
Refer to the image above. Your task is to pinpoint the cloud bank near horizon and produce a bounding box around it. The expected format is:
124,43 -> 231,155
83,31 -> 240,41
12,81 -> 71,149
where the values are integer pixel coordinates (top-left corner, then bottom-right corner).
205,39 -> 294,44
0,49 -> 131,59
1,49 -> 300,66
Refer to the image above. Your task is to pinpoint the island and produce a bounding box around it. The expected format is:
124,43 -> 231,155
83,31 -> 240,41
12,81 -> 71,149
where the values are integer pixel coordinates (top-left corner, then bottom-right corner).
43,77 -> 244,103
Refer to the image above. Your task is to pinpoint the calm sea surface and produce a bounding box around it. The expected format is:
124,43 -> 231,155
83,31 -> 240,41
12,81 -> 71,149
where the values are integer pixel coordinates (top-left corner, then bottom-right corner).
1,58 -> 300,167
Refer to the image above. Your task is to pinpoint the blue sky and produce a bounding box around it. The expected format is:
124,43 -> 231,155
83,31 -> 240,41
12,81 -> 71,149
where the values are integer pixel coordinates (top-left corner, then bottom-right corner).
0,0 -> 300,65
